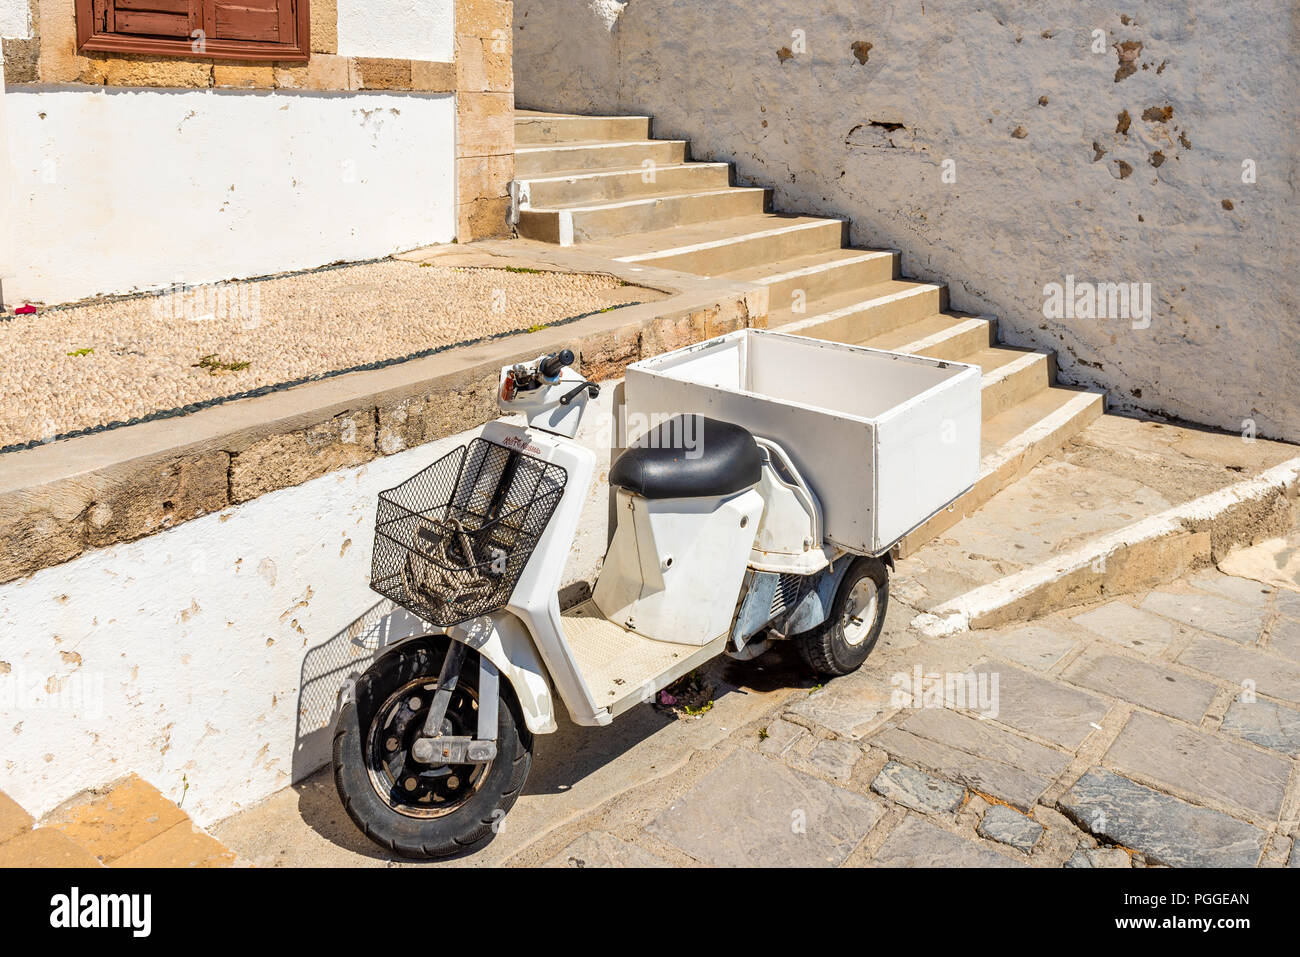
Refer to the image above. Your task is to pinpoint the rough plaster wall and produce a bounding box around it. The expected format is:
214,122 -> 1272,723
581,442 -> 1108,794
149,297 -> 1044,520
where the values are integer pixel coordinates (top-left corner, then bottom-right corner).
514,1 -> 1300,442
0,391 -> 619,826
337,0 -> 455,63
514,0 -> 624,111
5,87 -> 456,304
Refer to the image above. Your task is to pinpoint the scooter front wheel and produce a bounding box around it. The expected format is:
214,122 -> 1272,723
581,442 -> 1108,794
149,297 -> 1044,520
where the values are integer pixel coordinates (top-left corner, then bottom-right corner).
332,639 -> 532,859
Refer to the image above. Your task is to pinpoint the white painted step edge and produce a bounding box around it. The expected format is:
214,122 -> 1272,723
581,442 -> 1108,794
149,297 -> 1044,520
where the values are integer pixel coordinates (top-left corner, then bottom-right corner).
614,218 -> 844,264
777,282 -> 944,333
518,163 -> 731,185
912,453 -> 1300,637
525,187 -> 765,215
515,139 -> 688,154
751,250 -> 896,285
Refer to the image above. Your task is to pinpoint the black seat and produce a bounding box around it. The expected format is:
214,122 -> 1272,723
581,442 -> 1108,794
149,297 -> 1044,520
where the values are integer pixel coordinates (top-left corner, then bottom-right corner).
610,415 -> 763,500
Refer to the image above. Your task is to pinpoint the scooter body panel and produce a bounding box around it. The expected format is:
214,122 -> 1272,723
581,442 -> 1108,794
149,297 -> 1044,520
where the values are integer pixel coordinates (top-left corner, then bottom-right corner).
593,488 -> 763,646
477,420 -> 612,729
445,612 -> 559,734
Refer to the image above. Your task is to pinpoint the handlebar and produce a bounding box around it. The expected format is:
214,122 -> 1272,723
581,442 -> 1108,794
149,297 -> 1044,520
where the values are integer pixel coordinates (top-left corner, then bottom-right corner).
538,348 -> 575,380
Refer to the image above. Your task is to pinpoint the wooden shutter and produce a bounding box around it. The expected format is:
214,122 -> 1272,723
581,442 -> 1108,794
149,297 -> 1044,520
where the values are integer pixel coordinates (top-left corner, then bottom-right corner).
208,1 -> 295,43
77,0 -> 307,61
108,0 -> 194,39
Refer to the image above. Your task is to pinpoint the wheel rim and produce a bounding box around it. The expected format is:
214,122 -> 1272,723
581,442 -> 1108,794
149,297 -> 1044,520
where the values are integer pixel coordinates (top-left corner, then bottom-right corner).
841,577 -> 879,646
365,676 -> 489,819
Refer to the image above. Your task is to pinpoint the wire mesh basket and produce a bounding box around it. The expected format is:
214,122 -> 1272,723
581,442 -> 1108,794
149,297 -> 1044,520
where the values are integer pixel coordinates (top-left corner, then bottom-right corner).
370,438 -> 568,627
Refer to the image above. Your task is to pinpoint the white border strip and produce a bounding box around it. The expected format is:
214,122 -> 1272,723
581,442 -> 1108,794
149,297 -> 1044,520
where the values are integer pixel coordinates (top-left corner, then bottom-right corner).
913,455 -> 1300,636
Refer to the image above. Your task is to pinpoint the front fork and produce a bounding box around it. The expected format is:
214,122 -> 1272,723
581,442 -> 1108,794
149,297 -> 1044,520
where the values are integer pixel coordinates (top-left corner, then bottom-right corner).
409,640 -> 501,765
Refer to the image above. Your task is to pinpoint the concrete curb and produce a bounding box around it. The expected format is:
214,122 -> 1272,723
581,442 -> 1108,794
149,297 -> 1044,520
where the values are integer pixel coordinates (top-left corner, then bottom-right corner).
913,455 -> 1300,636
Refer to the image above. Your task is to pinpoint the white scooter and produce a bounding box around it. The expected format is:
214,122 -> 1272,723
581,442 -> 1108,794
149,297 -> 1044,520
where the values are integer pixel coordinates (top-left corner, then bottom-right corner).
332,346 -> 894,858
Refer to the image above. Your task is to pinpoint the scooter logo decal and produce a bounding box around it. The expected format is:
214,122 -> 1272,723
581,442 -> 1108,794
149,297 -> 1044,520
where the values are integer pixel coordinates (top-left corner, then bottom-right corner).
501,434 -> 542,455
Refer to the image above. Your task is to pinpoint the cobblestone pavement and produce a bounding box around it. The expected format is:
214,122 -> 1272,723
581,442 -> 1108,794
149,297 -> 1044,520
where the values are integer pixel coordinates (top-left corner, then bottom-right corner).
215,550 -> 1300,868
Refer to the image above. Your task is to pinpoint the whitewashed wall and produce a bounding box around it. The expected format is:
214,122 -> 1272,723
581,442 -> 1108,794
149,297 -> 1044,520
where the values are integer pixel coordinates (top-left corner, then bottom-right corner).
513,0 -> 1300,443
0,390 -> 621,826
337,0 -> 454,62
0,0 -> 29,39
4,88 -> 455,304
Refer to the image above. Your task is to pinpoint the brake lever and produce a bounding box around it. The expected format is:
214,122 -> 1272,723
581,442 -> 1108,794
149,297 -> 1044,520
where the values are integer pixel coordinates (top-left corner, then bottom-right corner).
558,380 -> 601,406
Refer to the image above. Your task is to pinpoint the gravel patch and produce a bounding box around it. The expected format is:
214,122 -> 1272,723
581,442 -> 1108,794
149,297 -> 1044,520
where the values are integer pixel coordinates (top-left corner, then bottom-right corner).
0,260 -> 647,449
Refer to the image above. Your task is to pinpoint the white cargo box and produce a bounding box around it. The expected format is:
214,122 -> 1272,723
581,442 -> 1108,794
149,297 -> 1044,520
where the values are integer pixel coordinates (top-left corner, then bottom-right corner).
624,329 -> 981,555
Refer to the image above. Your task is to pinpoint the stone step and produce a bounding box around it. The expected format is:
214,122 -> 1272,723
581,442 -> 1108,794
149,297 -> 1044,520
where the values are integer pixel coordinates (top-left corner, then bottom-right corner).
515,111 -> 652,145
515,139 -> 689,176
769,280 -> 949,343
510,108 -> 1109,560
600,214 -> 848,275
517,187 -> 771,245
2,774 -> 240,868
859,313 -> 997,361
963,346 -> 1057,421
519,162 -> 732,208
716,247 -> 899,311
894,387 -> 1107,557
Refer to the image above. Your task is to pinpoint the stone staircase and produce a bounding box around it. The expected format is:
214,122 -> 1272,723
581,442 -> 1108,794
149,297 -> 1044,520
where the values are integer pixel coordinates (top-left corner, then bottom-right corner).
0,775 -> 238,868
514,110 -> 1105,555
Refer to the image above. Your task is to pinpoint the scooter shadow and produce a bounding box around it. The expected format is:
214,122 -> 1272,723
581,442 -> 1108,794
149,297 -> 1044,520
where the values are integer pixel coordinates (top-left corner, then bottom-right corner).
524,642 -> 810,790
288,611 -> 812,863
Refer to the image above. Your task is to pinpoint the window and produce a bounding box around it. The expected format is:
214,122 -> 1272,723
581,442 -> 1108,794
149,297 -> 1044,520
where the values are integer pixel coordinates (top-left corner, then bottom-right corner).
75,1 -> 310,62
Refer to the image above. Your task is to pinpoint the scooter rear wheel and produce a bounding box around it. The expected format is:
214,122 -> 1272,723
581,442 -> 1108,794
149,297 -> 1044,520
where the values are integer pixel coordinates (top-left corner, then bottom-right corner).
332,638 -> 532,859
794,556 -> 889,677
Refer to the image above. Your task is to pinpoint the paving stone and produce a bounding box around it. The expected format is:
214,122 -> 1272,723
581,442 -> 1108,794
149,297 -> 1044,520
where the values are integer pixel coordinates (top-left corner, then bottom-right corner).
0,790 -> 34,844
1266,614 -> 1300,663
1059,768 -> 1266,868
543,831 -> 669,868
1188,570 -> 1276,606
1105,711 -> 1291,818
806,738 -> 862,783
977,804 -> 1044,852
783,674 -> 895,740
1063,653 -> 1218,723
1177,635 -> 1300,705
111,822 -> 236,868
1071,601 -> 1187,655
874,709 -> 1070,810
871,815 -> 1022,867
1275,589 -> 1300,619
1291,842 -> 1300,868
971,659 -> 1108,749
1064,847 -> 1132,868
43,774 -> 189,864
646,749 -> 883,867
984,623 -> 1079,671
870,761 -> 965,815
0,828 -> 105,868
1219,696 -> 1300,755
1141,589 -> 1269,643
756,717 -> 806,757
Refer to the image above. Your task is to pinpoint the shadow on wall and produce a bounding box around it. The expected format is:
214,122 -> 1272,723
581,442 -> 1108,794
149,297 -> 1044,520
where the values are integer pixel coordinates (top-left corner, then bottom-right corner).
293,599 -> 432,783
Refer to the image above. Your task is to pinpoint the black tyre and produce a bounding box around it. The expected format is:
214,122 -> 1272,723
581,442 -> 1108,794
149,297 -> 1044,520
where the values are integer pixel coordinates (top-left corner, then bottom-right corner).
332,638 -> 532,859
794,556 -> 889,677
